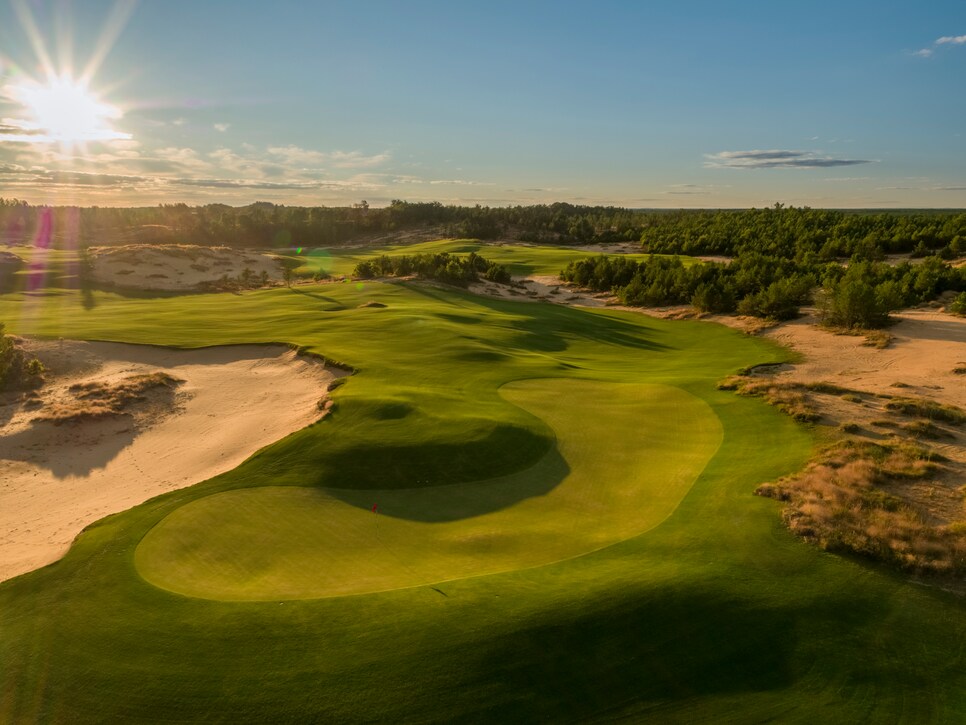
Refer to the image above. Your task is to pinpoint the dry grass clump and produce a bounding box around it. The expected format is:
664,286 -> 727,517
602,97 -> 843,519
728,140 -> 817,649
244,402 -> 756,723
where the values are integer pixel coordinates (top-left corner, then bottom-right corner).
862,330 -> 893,348
824,324 -> 893,348
902,420 -> 954,440
757,441 -> 965,574
35,372 -> 183,425
885,397 -> 966,425
803,381 -> 860,396
717,376 -> 820,423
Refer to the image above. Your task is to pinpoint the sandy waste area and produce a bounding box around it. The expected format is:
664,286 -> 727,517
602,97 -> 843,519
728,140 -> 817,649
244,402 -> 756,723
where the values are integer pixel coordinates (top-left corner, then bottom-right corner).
0,340 -> 345,583
89,244 -> 286,291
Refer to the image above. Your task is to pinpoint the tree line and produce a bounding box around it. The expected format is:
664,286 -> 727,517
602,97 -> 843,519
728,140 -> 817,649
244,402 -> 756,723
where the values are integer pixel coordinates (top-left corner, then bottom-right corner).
0,198 -> 646,248
2,198 -> 964,254
562,252 -> 965,328
354,252 -> 511,287
638,203 -> 966,260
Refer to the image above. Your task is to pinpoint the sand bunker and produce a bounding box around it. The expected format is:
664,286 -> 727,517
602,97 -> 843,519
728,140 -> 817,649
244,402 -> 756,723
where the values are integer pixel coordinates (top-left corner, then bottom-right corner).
89,244 -> 286,291
0,340 -> 346,583
760,308 -> 966,409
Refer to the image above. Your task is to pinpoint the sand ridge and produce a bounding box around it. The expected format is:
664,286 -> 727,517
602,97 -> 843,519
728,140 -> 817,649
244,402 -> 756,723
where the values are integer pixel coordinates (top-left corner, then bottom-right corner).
0,340 -> 346,583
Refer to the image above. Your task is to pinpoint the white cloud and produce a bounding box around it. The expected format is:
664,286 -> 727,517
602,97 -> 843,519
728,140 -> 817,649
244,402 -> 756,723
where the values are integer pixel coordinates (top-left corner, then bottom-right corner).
912,34 -> 966,58
266,145 -> 390,169
428,179 -> 494,186
213,123 -> 230,132
705,149 -> 872,169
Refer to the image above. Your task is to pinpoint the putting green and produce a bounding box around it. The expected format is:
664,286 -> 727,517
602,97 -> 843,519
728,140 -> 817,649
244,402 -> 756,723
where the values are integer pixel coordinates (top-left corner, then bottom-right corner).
135,379 -> 722,600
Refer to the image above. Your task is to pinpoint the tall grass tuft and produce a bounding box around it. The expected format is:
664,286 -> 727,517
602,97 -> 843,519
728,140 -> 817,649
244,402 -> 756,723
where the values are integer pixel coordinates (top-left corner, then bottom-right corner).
756,441 -> 965,575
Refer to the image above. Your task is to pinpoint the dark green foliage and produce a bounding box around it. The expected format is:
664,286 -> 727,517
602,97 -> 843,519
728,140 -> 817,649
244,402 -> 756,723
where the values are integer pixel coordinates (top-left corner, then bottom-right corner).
561,255 -> 812,318
354,251 -> 510,287
0,322 -> 45,391
735,277 -> 812,320
639,203 -> 966,259
951,292 -> 966,316
820,262 -> 900,328
624,204 -> 965,325
0,198 -> 646,248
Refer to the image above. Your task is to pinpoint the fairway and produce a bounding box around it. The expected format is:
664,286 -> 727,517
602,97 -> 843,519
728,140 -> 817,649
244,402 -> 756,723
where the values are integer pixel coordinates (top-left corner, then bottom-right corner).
136,380 -> 722,599
291,238 -> 676,279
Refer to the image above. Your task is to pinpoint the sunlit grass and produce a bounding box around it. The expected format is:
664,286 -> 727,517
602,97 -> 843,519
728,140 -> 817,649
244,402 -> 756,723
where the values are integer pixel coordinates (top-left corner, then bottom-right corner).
1,249 -> 964,722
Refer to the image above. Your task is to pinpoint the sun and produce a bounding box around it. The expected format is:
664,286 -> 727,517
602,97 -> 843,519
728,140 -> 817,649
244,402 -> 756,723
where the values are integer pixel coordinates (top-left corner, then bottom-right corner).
7,74 -> 130,146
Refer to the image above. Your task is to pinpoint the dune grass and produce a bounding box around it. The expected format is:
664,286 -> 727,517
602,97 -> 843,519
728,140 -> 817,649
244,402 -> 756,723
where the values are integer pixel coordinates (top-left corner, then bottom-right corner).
1,253 -> 965,722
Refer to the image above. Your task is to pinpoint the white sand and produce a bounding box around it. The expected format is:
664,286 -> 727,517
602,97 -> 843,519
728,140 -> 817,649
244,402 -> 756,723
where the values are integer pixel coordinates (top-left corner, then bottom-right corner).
0,341 -> 345,583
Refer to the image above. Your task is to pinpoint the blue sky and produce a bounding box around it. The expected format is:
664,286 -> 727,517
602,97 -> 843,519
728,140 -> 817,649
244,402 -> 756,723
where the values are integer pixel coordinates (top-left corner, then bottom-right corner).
0,0 -> 964,207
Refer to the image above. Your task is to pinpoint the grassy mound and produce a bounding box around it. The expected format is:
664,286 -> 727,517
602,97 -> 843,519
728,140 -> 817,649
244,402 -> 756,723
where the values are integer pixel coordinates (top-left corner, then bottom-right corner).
135,381 -> 722,600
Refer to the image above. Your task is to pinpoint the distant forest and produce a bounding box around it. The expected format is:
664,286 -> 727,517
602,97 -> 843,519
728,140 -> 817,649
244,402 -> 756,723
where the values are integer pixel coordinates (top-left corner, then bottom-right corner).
1,197 -> 965,255
2,198 -> 964,326
559,204 -> 966,327
0,198 -> 646,248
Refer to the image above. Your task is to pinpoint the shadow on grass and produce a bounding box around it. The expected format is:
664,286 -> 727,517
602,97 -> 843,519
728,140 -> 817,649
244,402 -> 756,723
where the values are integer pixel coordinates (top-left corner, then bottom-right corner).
402,281 -> 671,354
325,444 -> 569,522
289,286 -> 348,309
472,586 -> 804,720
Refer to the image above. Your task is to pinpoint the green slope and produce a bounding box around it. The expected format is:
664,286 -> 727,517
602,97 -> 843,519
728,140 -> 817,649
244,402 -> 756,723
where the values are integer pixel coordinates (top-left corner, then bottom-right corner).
135,380 -> 722,600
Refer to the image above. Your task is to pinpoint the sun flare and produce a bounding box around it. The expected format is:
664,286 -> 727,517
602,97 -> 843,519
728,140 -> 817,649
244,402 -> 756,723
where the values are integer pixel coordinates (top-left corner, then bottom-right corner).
5,74 -> 130,146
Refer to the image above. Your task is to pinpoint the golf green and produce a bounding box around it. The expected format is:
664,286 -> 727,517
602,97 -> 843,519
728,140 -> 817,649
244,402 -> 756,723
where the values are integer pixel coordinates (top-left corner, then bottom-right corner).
136,379 -> 722,599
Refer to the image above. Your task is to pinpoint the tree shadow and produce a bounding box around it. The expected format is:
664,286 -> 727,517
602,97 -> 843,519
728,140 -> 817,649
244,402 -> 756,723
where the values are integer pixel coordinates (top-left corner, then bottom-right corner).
401,282 -> 671,354
471,586 -> 814,720
0,395 -> 20,427
893,316 -> 966,344
289,286 -> 348,309
0,417 -> 137,478
324,444 -> 569,522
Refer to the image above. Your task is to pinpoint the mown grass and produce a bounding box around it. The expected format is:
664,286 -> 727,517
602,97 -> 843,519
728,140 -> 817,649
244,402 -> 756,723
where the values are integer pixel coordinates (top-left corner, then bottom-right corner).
1,255 -> 965,723
135,380 -> 723,600
287,238 -> 666,279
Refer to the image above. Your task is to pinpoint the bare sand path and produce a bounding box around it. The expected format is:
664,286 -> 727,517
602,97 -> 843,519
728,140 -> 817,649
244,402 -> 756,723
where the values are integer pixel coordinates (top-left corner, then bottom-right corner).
0,342 -> 345,583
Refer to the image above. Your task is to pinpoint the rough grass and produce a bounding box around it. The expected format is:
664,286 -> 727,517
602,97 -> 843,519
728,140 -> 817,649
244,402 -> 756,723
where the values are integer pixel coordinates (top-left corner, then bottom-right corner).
34,372 -> 183,424
717,376 -> 820,422
902,420 -> 955,440
885,397 -> 966,425
756,440 -> 965,575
